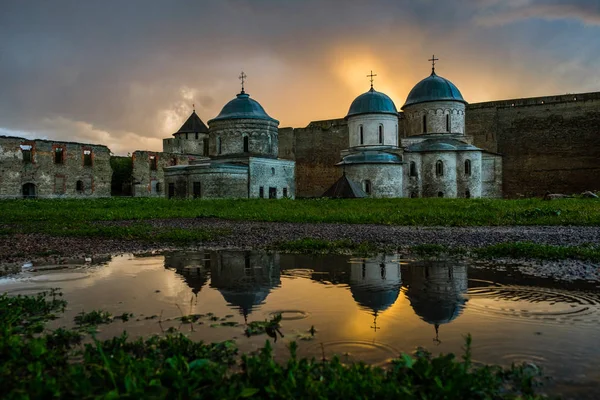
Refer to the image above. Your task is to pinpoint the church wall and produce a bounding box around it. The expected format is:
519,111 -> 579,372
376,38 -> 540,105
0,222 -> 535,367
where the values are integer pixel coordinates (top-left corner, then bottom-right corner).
403,101 -> 466,136
421,151 -> 457,198
344,163 -> 403,198
0,135 -> 111,198
481,152 -> 503,198
163,164 -> 248,199
403,153 -> 422,197
456,151 -> 482,198
248,158 -> 295,199
209,119 -> 278,158
347,114 -> 399,147
132,150 -> 192,197
467,92 -> 600,197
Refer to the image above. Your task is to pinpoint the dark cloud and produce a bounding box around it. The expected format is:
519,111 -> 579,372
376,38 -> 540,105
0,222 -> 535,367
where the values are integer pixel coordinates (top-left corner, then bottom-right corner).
0,0 -> 599,154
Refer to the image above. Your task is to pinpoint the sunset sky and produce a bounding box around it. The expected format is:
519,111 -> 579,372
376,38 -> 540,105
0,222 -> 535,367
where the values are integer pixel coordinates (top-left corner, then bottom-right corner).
1,0 -> 599,155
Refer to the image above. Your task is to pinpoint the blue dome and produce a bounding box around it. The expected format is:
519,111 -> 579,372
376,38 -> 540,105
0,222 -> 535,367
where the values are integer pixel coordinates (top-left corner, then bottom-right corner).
208,92 -> 278,124
346,88 -> 398,118
402,72 -> 467,109
337,150 -> 403,165
406,138 -> 481,153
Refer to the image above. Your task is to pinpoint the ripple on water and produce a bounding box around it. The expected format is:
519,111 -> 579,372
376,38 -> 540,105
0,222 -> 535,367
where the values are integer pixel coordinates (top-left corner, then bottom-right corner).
268,310 -> 310,320
26,272 -> 90,284
308,340 -> 400,367
466,284 -> 600,325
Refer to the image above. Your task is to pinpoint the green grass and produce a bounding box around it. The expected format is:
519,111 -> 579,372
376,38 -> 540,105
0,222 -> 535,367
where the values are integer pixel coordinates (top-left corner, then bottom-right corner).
474,242 -> 600,262
0,291 -> 548,399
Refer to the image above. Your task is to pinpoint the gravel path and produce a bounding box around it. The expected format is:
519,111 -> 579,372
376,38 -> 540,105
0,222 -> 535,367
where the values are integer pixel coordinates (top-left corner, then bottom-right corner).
1,218 -> 599,277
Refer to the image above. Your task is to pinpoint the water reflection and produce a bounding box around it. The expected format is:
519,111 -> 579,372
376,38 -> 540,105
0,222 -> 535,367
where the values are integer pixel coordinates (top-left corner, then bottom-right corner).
164,251 -> 211,296
404,261 -> 468,342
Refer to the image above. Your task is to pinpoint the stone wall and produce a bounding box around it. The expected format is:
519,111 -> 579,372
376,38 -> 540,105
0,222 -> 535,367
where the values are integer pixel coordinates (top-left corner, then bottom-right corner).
279,119 -> 349,198
248,158 -> 295,199
209,119 -> 278,158
0,135 -> 111,198
163,132 -> 209,155
132,150 -> 198,197
467,92 -> 600,197
344,163 -> 403,198
163,163 -> 248,199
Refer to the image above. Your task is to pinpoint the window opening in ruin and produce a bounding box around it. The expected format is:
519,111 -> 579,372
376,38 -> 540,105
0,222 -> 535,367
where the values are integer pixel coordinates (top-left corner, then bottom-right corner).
203,139 -> 209,156
283,187 -> 288,197
378,125 -> 384,144
168,183 -> 175,199
409,161 -> 417,177
243,136 -> 249,152
363,180 -> 372,195
76,180 -> 84,193
54,175 -> 65,194
464,159 -> 471,176
359,125 -> 364,145
54,147 -> 64,164
156,182 -> 161,193
193,182 -> 201,198
22,183 -> 36,199
438,191 -> 444,198
423,115 -> 427,133
149,155 -> 157,170
259,186 -> 264,198
465,190 -> 471,199
83,149 -> 92,166
269,187 -> 277,199
436,160 -> 444,176
446,114 -> 450,132
217,137 -> 222,155
21,145 -> 32,163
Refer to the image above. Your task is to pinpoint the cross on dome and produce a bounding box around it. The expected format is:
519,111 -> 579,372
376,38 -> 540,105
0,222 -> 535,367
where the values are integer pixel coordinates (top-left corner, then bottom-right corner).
239,71 -> 247,94
428,55 -> 439,74
367,70 -> 377,90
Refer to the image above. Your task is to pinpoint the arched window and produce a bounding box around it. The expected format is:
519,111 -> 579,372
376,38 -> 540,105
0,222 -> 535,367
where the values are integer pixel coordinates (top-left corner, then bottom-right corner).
271,167 -> 275,176
76,180 -> 84,193
436,160 -> 444,177
446,114 -> 450,132
243,135 -> 249,152
409,161 -> 417,177
438,191 -> 444,198
217,136 -> 222,155
359,125 -> 364,145
363,180 -> 372,195
464,159 -> 471,176
422,115 -> 427,134
378,124 -> 384,144
465,190 -> 471,199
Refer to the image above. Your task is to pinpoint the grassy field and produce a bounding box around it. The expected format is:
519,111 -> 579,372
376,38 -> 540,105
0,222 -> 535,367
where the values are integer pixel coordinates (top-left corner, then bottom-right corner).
1,197 -> 599,227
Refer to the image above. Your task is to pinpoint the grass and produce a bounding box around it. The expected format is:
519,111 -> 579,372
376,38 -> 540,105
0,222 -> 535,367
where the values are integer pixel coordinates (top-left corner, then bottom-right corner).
474,242 -> 600,262
0,291 -> 549,399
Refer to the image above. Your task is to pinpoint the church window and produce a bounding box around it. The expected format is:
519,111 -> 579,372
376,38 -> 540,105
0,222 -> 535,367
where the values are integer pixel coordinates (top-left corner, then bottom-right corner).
203,139 -> 209,155
271,167 -> 275,176
378,124 -> 384,144
446,114 -> 450,132
83,149 -> 93,166
21,145 -> 32,163
464,159 -> 471,176
149,155 -> 157,170
359,125 -> 364,145
436,160 -> 444,177
243,135 -> 249,152
269,187 -> 277,199
409,161 -> 417,177
283,187 -> 288,198
54,175 -> 65,194
193,182 -> 201,198
76,180 -> 84,193
438,191 -> 444,198
168,183 -> 175,199
259,186 -> 264,198
363,180 -> 372,195
195,132 -> 198,140
422,115 -> 427,133
217,137 -> 222,155
465,189 -> 471,199
156,182 -> 161,193
54,147 -> 64,164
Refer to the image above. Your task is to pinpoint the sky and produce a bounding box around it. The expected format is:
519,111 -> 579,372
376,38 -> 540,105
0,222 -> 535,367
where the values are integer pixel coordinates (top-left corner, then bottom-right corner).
1,0 -> 599,155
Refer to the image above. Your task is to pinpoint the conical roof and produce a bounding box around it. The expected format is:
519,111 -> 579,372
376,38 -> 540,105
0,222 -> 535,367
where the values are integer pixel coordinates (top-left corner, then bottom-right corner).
173,110 -> 209,136
322,174 -> 367,198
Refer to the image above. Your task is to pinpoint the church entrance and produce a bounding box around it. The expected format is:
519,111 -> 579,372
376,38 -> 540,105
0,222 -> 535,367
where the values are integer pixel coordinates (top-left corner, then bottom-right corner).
268,187 -> 277,199
22,183 -> 37,199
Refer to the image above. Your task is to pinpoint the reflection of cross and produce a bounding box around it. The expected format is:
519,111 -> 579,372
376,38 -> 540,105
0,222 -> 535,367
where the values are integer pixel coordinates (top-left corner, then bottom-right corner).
239,71 -> 247,93
192,103 -> 195,112
370,312 -> 381,332
367,70 -> 377,89
428,55 -> 439,73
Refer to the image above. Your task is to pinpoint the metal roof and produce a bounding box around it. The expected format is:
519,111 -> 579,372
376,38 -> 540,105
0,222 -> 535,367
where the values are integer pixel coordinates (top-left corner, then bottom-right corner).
174,110 -> 209,135
322,174 -> 367,198
346,88 -> 398,118
405,138 -> 481,153
402,72 -> 467,109
337,150 -> 403,165
208,92 -> 278,124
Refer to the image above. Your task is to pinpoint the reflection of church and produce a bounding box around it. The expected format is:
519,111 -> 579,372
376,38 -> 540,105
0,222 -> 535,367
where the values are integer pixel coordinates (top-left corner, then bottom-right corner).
164,251 -> 212,296
403,261 -> 468,341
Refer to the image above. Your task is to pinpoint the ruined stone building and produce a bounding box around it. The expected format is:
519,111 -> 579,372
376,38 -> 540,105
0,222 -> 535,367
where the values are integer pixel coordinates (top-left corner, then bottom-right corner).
1,62 -> 598,199
0,136 -> 111,198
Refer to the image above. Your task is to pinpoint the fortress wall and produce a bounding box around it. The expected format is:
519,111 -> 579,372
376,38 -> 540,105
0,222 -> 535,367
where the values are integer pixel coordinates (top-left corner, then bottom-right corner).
467,92 -> 600,197
280,119 -> 349,198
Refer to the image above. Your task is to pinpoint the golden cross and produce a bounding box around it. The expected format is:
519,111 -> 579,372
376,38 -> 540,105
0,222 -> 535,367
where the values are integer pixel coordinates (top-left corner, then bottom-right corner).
367,70 -> 377,89
428,55 -> 439,73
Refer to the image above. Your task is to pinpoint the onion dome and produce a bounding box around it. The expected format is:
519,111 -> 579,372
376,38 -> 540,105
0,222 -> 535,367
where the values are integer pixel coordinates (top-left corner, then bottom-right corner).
208,92 -> 278,124
173,110 -> 209,136
346,88 -> 398,119
402,71 -> 466,109
405,138 -> 481,152
337,150 -> 403,165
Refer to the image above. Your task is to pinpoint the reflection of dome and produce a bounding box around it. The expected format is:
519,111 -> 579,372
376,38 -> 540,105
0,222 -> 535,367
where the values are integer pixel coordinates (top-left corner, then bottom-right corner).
164,252 -> 211,295
346,88 -> 398,118
337,150 -> 403,165
402,72 -> 466,109
208,92 -> 278,123
349,260 -> 402,314
404,262 -> 468,326
210,252 -> 281,319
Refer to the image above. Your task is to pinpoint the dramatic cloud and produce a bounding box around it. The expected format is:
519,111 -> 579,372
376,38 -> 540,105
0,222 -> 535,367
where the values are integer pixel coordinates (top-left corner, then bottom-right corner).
1,0 -> 599,154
